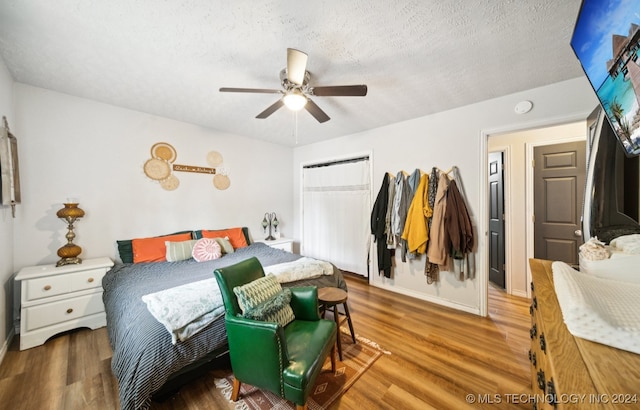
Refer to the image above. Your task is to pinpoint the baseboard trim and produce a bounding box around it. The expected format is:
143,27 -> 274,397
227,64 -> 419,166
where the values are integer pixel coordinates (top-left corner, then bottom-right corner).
511,289 -> 528,298
370,282 -> 481,316
0,328 -> 16,366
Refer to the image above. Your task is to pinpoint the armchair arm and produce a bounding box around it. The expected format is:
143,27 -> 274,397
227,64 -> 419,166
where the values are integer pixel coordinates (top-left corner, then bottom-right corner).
225,314 -> 289,394
289,286 -> 321,321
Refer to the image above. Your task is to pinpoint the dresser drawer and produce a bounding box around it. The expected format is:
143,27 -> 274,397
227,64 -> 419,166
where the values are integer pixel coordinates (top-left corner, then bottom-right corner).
23,267 -> 107,302
24,275 -> 71,301
22,292 -> 104,332
69,267 -> 107,292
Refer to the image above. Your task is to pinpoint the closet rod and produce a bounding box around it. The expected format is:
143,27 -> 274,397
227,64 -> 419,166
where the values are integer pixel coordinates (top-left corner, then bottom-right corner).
303,155 -> 370,169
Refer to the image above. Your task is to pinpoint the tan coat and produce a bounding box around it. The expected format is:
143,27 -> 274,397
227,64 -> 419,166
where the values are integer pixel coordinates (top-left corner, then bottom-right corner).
426,173 -> 450,266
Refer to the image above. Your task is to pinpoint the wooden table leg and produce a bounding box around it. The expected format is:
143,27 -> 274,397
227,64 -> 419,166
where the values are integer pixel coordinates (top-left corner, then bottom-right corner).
332,305 -> 343,361
342,302 -> 356,343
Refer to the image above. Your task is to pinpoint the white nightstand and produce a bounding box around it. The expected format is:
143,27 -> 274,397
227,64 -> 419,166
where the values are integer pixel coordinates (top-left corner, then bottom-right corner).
15,257 -> 114,350
256,238 -> 294,253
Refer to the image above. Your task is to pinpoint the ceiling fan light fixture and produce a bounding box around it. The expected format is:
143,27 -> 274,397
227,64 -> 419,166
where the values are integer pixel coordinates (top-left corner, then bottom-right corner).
283,91 -> 307,111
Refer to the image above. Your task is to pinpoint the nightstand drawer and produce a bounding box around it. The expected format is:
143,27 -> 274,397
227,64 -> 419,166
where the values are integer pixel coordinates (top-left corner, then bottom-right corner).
258,238 -> 294,253
24,275 -> 71,301
22,292 -> 104,331
69,268 -> 107,292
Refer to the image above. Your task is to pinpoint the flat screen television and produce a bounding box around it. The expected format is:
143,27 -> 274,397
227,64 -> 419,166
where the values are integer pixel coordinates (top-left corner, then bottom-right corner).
582,108 -> 640,243
571,0 -> 640,157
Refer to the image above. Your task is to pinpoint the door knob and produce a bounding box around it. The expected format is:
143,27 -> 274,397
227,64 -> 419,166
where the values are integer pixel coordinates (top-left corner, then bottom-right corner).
574,229 -> 582,237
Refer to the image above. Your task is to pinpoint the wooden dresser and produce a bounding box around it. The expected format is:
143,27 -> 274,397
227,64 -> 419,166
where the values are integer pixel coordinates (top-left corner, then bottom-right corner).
528,259 -> 640,409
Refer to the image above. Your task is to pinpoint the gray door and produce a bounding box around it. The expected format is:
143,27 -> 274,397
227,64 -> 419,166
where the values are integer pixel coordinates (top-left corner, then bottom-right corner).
488,151 -> 505,288
534,141 -> 586,266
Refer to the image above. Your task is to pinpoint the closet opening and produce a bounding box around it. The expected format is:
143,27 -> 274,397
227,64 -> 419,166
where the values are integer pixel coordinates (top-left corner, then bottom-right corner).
301,155 -> 371,277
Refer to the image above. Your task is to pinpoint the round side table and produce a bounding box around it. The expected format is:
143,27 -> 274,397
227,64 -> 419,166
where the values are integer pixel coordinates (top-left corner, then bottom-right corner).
318,287 -> 356,361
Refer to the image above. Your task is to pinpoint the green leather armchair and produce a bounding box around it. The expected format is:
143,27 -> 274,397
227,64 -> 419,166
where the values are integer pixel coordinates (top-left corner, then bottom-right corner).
214,257 -> 337,410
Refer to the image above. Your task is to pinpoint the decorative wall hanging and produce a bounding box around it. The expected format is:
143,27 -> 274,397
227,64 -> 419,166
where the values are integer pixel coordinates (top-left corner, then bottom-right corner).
143,142 -> 230,191
0,116 -> 21,217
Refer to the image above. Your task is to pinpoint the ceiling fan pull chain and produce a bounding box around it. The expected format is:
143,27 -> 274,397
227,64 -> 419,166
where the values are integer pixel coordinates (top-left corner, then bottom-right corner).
294,111 -> 299,145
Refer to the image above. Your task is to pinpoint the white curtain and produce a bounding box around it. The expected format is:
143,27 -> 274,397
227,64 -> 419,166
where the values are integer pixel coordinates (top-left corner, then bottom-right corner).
302,157 -> 371,276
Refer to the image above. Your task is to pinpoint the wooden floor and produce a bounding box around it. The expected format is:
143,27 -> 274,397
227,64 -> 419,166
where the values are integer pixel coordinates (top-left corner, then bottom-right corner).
0,274 -> 532,409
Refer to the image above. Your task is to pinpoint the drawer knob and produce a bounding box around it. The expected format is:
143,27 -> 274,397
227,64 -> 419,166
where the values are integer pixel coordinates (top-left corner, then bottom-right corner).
66,308 -> 73,314
540,333 -> 546,353
44,285 -> 52,291
87,277 -> 94,283
530,324 -> 537,339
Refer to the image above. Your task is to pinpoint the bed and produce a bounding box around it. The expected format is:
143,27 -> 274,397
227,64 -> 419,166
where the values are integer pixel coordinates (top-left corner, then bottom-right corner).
102,241 -> 347,410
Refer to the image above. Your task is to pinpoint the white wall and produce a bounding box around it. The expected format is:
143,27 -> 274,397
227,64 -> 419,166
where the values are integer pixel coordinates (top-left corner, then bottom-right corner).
293,77 -> 598,315
0,56 -> 15,356
12,84 -> 294,270
489,122 -> 587,296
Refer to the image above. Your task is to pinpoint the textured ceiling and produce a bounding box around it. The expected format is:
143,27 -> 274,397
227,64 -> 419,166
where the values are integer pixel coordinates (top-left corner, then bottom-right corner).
0,0 -> 586,146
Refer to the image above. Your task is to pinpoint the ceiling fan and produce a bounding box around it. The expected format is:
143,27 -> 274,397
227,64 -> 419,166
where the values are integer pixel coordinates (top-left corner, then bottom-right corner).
219,48 -> 367,123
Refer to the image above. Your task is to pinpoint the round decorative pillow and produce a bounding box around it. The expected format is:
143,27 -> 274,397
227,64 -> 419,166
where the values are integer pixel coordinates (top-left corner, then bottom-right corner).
192,238 -> 222,262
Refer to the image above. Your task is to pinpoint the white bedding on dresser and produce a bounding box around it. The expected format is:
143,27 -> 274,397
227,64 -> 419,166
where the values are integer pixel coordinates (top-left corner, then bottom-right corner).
552,261 -> 640,354
579,250 -> 640,283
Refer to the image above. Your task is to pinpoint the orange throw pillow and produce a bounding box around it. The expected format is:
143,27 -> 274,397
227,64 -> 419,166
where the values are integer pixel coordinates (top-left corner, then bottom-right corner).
132,232 -> 193,263
201,227 -> 248,249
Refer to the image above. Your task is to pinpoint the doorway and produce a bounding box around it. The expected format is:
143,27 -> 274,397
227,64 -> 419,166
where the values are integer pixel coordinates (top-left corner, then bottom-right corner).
487,121 -> 587,299
488,151 -> 505,289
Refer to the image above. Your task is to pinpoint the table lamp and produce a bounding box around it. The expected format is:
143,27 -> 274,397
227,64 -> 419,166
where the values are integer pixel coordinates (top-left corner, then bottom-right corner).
56,203 -> 85,267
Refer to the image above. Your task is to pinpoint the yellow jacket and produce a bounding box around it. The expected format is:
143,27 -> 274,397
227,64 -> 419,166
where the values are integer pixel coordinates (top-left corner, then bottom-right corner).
401,173 -> 432,254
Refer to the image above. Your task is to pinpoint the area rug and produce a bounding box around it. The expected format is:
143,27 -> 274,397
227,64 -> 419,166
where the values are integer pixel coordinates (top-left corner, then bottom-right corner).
214,330 -> 389,409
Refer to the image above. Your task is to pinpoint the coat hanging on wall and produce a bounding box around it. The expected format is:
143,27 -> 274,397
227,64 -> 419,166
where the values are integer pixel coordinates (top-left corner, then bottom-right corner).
371,166 -> 475,283
371,173 -> 393,278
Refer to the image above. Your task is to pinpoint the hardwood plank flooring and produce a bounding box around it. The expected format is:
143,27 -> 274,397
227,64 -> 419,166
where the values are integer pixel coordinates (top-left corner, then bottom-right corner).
0,274 -> 532,409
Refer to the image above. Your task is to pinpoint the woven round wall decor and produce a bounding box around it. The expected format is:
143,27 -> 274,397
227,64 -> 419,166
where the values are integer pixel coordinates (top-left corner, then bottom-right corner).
143,158 -> 171,180
213,174 -> 230,190
206,151 -> 223,168
151,142 -> 177,163
159,174 -> 180,191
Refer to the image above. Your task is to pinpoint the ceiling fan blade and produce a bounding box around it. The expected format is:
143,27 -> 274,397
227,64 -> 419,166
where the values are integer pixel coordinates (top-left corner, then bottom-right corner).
220,87 -> 281,94
304,98 -> 330,123
287,48 -> 308,85
311,85 -> 368,97
256,99 -> 285,119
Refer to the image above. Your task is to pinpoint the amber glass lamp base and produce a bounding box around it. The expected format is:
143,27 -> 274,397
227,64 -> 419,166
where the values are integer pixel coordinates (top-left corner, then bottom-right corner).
56,244 -> 82,267
56,203 -> 85,267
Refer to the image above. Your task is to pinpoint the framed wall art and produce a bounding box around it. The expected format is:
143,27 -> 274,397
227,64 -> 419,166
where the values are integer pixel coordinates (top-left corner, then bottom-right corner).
0,116 -> 21,217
